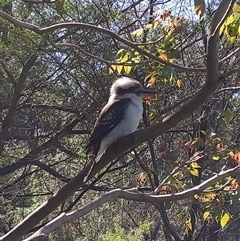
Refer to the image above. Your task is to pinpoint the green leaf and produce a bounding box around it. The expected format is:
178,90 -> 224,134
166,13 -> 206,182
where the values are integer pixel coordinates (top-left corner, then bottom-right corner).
169,176 -> 176,184
220,110 -> 235,124
55,0 -> 65,12
227,26 -> 238,37
220,212 -> 230,228
161,65 -> 172,79
168,50 -> 181,59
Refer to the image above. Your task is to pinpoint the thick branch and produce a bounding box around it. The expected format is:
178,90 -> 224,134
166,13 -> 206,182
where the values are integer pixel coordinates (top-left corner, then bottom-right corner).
206,0 -> 235,84
0,1 -> 236,240
86,81 -> 218,180
0,79 -> 220,241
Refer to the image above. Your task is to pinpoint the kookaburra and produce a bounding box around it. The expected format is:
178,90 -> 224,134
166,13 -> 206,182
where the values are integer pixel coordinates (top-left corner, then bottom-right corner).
86,76 -> 156,160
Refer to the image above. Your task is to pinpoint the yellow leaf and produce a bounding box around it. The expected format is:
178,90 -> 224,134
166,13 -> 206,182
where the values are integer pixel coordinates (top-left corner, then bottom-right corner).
190,140 -> 198,148
191,162 -> 201,168
185,140 -> 198,149
109,65 -> 117,74
146,23 -> 153,29
203,211 -> 210,220
176,79 -> 183,88
153,21 -> 159,28
190,168 -> 199,177
225,15 -> 235,26
219,24 -> 226,36
124,65 -> 132,74
223,186 -> 231,191
172,18 -> 178,27
227,36 -> 236,45
116,65 -> 123,74
136,172 -> 148,184
149,112 -> 156,121
202,193 -> 216,202
159,185 -> 172,194
194,0 -> 206,19
148,74 -> 157,85
194,194 -> 198,199
212,155 -> 220,161
121,52 -> 130,62
159,54 -> 169,62
185,219 -> 192,231
116,49 -> 125,57
229,151 -> 235,158
109,68 -> 113,74
232,2 -> 240,13
132,28 -> 144,37
220,212 -> 230,228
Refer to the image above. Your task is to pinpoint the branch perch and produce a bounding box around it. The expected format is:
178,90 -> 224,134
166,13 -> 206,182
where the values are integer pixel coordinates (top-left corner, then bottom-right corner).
24,166 -> 240,241
0,1 -> 236,240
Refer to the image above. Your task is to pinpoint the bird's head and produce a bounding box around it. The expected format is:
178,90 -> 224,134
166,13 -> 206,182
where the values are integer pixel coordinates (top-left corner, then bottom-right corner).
110,77 -> 157,100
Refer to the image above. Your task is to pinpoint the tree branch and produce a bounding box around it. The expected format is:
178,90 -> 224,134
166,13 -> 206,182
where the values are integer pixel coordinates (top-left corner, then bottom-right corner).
206,0 -> 235,84
24,166 -> 240,241
0,118 -> 81,177
0,10 -> 205,73
0,55 -> 38,153
0,1 -> 236,240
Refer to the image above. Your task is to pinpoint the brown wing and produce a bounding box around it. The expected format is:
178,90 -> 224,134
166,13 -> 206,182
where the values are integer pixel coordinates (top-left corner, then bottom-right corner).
85,98 -> 130,156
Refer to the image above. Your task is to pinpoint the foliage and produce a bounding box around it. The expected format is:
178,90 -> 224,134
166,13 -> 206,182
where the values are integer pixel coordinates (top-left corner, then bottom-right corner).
0,0 -> 240,241
98,219 -> 152,241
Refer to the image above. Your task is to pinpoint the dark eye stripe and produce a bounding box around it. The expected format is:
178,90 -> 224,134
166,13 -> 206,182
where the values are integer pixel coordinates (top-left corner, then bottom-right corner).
117,83 -> 142,95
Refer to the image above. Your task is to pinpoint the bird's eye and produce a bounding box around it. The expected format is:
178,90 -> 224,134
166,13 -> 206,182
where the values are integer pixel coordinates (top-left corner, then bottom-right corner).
128,87 -> 135,92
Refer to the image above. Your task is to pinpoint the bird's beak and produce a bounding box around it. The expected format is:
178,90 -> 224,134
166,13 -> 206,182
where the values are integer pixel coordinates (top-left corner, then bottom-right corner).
134,88 -> 157,98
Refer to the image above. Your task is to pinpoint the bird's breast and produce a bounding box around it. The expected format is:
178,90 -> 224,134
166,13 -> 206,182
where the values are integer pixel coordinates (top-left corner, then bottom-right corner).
97,98 -> 143,156
111,98 -> 143,139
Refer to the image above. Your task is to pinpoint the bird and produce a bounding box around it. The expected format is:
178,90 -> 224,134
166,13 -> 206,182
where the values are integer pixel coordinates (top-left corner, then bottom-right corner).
85,76 -> 157,161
